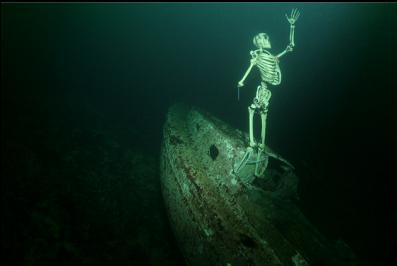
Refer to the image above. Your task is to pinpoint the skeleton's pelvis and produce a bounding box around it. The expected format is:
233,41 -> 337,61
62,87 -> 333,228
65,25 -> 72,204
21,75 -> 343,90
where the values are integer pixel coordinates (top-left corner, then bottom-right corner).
256,86 -> 272,107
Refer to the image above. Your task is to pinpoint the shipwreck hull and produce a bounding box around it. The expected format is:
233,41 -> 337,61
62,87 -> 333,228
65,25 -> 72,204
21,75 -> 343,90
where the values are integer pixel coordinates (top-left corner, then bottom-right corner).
160,104 -> 356,266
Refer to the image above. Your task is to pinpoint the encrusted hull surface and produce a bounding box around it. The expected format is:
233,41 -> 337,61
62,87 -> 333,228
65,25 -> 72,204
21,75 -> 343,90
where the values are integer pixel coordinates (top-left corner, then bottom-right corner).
160,104 -> 356,266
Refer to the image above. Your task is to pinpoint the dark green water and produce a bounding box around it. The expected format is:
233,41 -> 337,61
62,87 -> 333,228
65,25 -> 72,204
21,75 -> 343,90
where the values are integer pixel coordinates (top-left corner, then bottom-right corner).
2,3 -> 396,266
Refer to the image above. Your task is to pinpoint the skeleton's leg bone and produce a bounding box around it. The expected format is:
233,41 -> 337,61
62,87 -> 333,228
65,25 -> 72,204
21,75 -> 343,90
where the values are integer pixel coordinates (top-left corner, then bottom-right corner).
259,155 -> 269,176
248,106 -> 256,147
254,150 -> 262,176
256,84 -> 271,149
260,109 -> 268,149
234,147 -> 252,174
253,149 -> 269,177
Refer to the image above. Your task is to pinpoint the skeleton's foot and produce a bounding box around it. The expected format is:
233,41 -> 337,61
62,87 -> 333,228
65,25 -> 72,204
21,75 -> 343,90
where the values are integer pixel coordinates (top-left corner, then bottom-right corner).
258,143 -> 265,151
234,143 -> 269,182
250,141 -> 257,148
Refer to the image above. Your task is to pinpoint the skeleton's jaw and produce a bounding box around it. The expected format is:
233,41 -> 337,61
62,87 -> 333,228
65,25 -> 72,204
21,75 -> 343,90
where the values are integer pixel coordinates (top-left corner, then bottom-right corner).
259,43 -> 271,50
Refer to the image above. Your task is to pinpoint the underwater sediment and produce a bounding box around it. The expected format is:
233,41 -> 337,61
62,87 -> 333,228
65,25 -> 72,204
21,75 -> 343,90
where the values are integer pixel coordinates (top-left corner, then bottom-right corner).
160,104 -> 357,266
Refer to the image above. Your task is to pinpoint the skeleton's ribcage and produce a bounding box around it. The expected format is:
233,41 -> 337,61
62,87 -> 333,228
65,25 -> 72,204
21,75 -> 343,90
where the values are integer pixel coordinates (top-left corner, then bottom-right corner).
256,53 -> 281,85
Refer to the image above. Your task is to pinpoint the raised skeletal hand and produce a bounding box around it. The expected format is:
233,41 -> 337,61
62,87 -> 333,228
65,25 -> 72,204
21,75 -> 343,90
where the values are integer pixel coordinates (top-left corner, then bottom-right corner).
286,8 -> 300,25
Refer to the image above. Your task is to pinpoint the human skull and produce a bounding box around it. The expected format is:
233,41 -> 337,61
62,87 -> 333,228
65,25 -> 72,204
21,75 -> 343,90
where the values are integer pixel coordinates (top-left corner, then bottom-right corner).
253,33 -> 271,49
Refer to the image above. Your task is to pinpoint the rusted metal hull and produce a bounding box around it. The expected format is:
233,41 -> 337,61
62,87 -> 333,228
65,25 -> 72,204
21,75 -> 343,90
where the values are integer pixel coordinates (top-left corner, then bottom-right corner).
160,104 -> 356,266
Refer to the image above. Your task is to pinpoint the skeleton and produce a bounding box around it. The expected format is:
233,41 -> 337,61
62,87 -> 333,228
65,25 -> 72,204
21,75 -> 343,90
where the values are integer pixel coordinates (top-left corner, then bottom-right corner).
234,9 -> 300,179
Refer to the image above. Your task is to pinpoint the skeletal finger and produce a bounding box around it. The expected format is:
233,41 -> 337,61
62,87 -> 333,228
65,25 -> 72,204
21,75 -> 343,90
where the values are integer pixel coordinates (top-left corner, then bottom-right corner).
293,10 -> 297,19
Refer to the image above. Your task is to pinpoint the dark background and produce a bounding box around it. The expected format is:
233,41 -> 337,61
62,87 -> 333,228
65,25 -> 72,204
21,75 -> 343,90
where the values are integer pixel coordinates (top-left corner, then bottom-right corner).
2,3 -> 396,266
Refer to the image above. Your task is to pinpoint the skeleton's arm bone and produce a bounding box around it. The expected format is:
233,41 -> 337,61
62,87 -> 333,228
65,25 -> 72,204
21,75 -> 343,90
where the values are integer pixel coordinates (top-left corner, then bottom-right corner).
290,24 -> 295,47
276,24 -> 295,58
276,48 -> 290,58
238,61 -> 255,86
